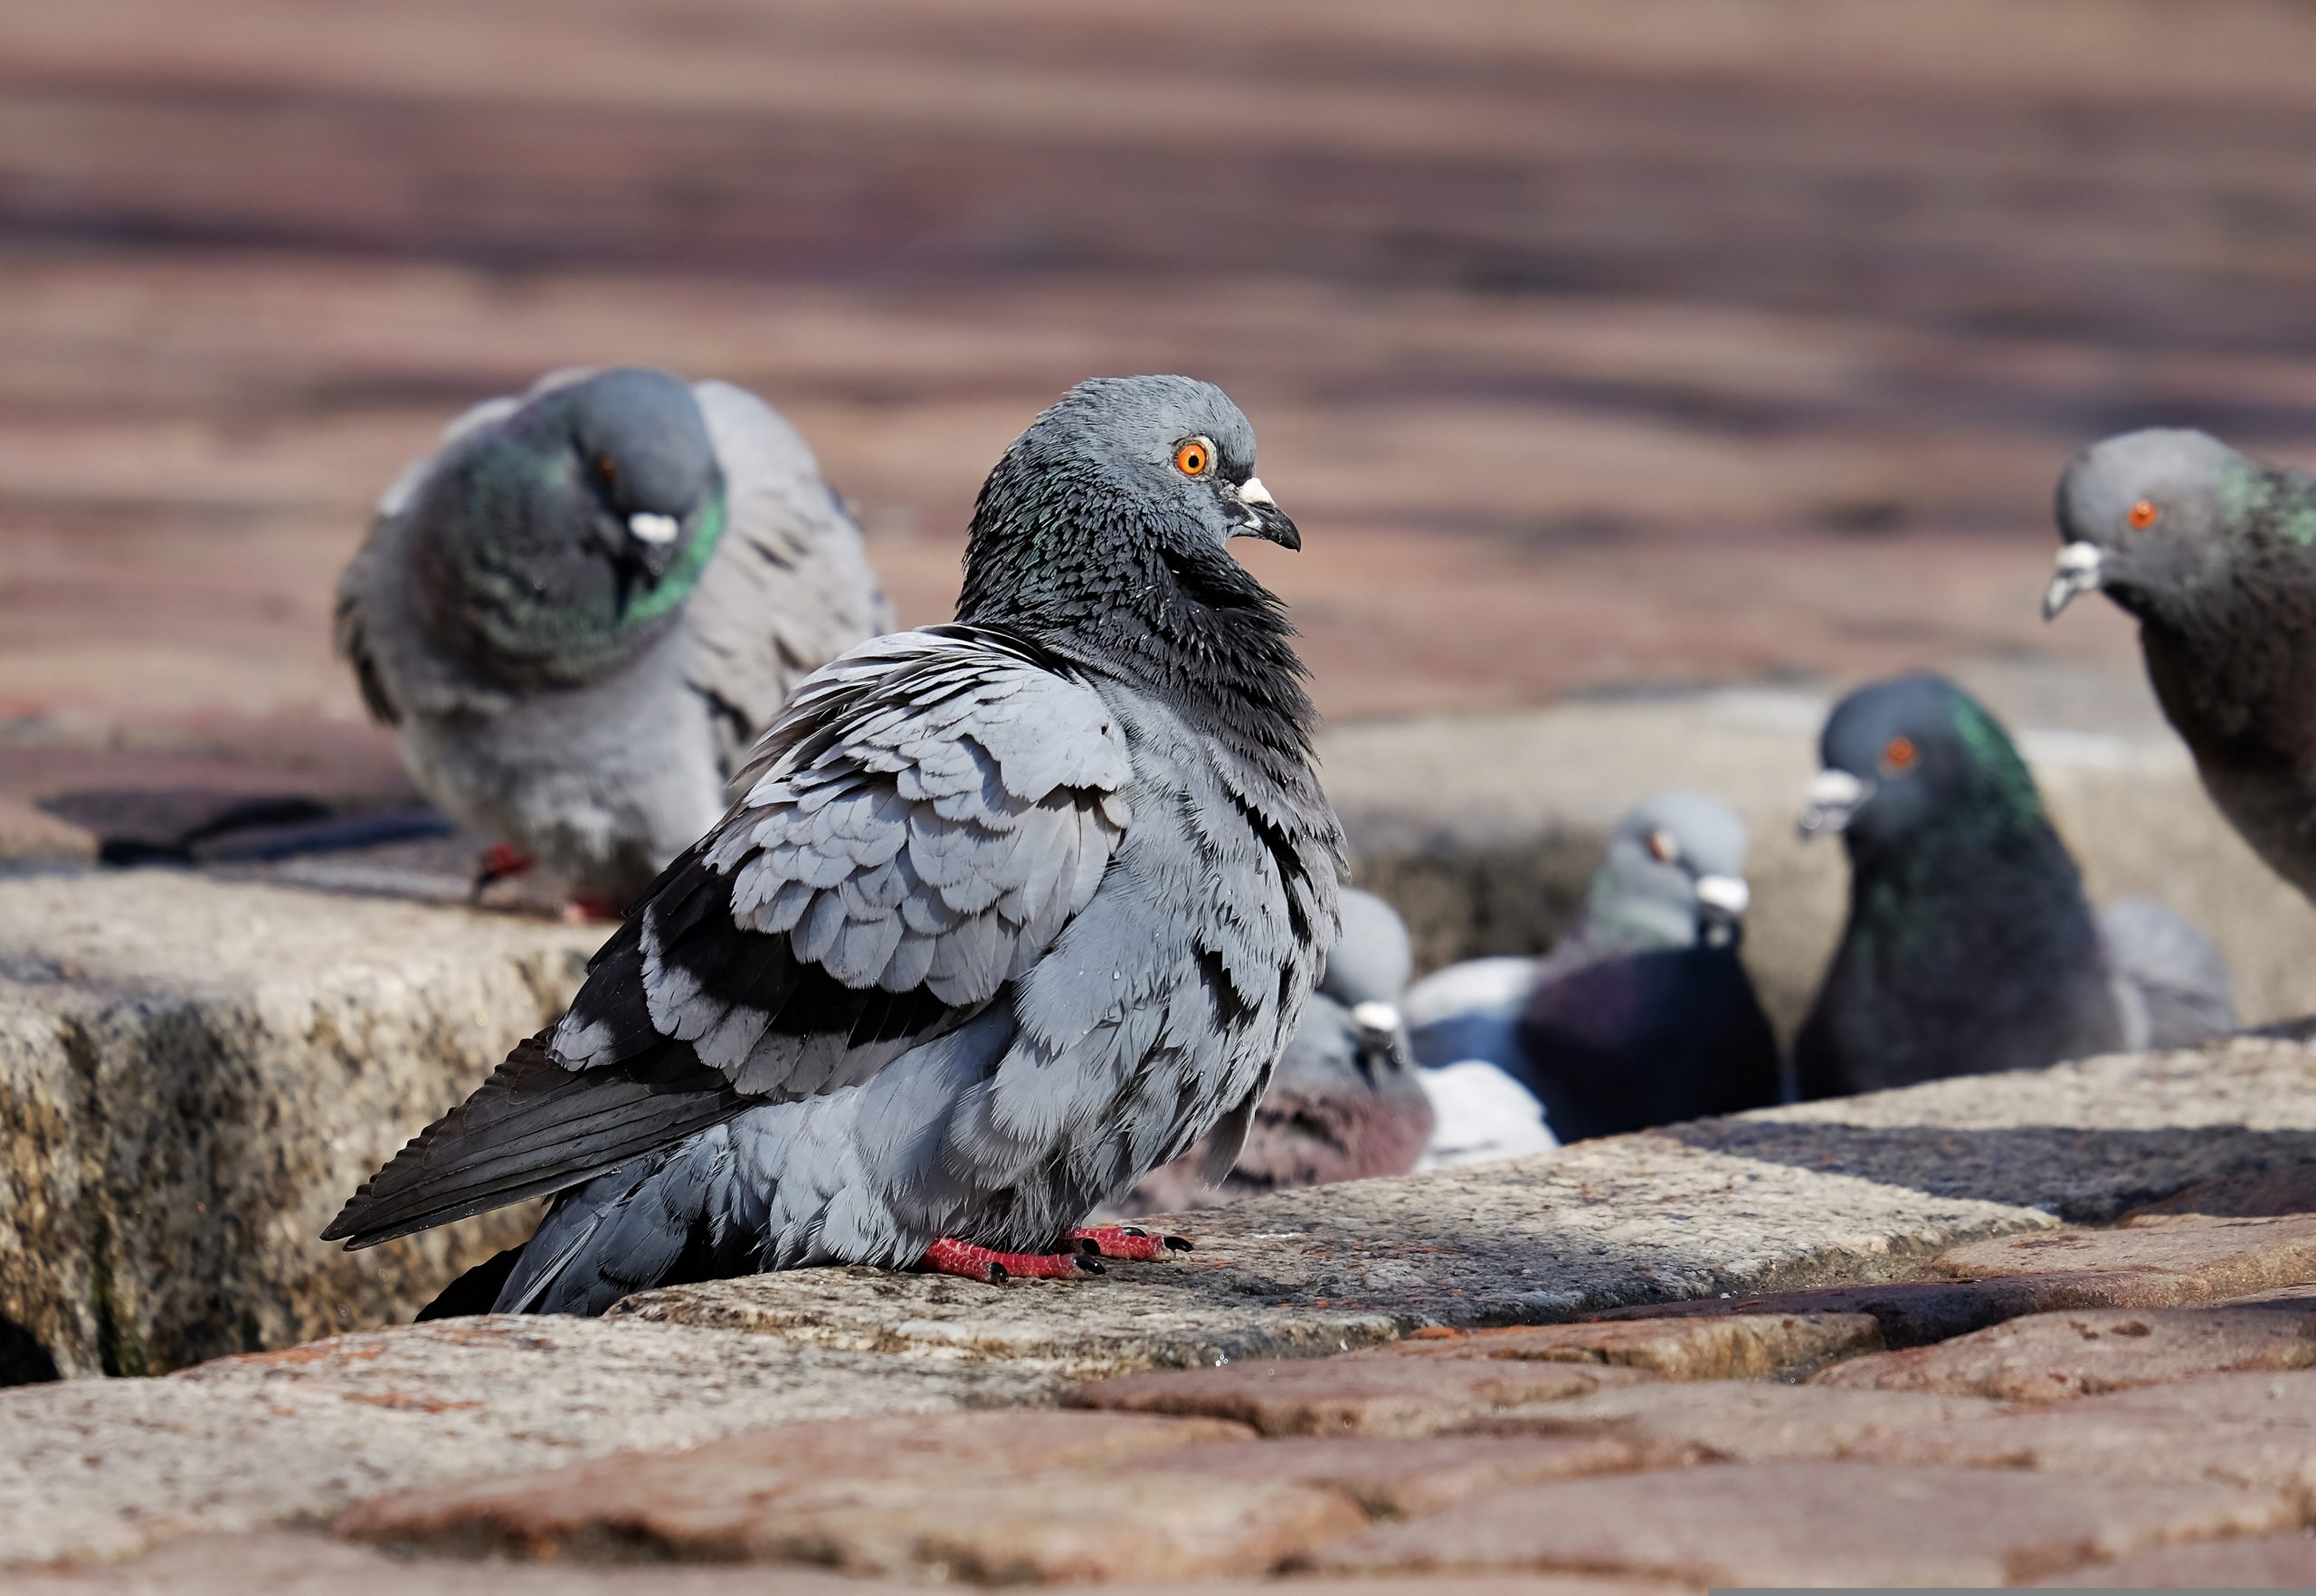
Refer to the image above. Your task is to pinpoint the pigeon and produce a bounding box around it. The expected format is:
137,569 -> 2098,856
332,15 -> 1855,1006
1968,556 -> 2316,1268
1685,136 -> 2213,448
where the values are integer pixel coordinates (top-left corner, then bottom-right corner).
2047,428 -> 2316,904
1403,791 -> 1780,1142
1794,672 -> 2235,1099
325,375 -> 1343,1313
336,366 -> 891,914
1119,888 -> 1433,1213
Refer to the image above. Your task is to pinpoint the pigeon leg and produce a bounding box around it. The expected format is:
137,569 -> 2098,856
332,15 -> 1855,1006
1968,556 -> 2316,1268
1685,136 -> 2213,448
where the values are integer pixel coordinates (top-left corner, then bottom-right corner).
472,841 -> 536,896
564,894 -> 627,924
920,1238 -> 1100,1283
1070,1224 -> 1194,1261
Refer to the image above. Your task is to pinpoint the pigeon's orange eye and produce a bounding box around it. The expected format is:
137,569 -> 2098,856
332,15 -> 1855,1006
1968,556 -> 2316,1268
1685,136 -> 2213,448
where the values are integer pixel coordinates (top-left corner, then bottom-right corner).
1645,829 -> 1680,864
1880,736 -> 1918,775
595,455 -> 618,486
1173,440 -> 1211,477
2128,498 -> 2159,530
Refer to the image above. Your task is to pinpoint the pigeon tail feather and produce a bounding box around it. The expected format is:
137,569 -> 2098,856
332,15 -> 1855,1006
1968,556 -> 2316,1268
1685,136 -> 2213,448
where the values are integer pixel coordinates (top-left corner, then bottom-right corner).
322,1033 -> 745,1249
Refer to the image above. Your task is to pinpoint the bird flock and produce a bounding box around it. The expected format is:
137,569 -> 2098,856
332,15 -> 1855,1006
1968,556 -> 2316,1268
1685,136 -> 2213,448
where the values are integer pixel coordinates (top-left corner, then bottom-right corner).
307,370 -> 2277,1316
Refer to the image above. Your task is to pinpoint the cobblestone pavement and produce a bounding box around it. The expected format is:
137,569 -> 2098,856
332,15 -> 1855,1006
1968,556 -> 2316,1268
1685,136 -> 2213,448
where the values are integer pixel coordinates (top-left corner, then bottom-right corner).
15,1109 -> 2316,1586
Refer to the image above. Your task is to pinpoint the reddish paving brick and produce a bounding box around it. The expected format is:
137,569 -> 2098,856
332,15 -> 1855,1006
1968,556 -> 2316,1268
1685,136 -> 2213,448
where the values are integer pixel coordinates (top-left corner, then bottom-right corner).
2125,1164 -> 2316,1222
1855,1368 -> 2316,1510
1304,1462 -> 2295,1586
1933,1215 -> 2316,1301
1134,1434 -> 1647,1517
1453,1379 -> 1992,1462
1068,1355 -> 1655,1438
1811,1299 -> 2316,1401
719,1466 -> 1365,1583
337,1410 -> 1258,1557
1362,1313 -> 1881,1381
2032,1533 -> 2316,1588
1583,1271 -> 2228,1349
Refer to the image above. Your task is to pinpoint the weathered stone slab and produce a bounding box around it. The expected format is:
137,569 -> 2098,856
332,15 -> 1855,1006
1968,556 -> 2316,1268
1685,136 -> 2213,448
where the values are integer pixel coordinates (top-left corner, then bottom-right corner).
0,1316 -> 1059,1566
1933,1213 -> 2316,1297
12,1534 -> 903,1594
1670,1040 -> 2316,1224
2032,1532 -> 2316,1588
16,1531 -> 1694,1596
1071,1355 -> 1654,1438
0,870 -> 599,1378
1854,1367 -> 2316,1510
1454,1378 -> 1993,1461
1303,1462 -> 2295,1586
1587,1270 -> 2227,1348
1134,1434 -> 1647,1518
337,1411 -> 1260,1558
1811,1299 -> 2316,1401
628,1040 -> 2316,1368
1361,1313 -> 1882,1380
2124,1160 -> 2316,1221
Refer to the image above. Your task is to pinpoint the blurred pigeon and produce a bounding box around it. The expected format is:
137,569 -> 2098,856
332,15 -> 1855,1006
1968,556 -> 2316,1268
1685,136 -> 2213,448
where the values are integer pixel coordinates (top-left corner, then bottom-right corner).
2048,428 -> 2316,904
326,375 -> 1343,1312
1794,673 -> 2235,1099
1414,1060 -> 1558,1171
1404,791 -> 1780,1142
1121,888 -> 1433,1212
336,366 -> 891,913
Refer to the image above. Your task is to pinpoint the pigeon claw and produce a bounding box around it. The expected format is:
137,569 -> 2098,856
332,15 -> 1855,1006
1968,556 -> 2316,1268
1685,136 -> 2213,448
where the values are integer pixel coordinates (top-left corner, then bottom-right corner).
1069,1224 -> 1193,1262
921,1238 -> 1098,1283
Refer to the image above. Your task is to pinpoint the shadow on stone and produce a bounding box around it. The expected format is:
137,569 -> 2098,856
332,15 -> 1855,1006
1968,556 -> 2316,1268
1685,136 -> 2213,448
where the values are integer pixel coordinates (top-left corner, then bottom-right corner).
0,1314 -> 61,1387
1659,1117 -> 2316,1224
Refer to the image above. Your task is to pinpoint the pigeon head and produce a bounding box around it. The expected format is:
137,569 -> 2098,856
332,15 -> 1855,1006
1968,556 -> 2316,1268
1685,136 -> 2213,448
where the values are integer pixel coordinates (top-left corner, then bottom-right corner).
411,366 -> 729,683
563,368 -> 726,584
2046,429 -> 2264,624
1583,790 -> 1753,953
1321,888 -> 1413,1012
957,377 -> 1308,712
1800,674 -> 2043,860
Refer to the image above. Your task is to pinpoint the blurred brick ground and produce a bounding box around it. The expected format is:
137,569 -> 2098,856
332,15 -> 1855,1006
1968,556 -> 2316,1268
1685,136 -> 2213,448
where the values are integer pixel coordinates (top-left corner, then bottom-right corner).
5,0 -> 2316,813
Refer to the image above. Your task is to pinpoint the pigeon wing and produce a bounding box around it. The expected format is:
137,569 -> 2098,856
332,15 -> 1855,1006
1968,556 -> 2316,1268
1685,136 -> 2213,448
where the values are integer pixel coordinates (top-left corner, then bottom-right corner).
2100,897 -> 2238,1050
324,626 -> 1131,1249
683,380 -> 895,774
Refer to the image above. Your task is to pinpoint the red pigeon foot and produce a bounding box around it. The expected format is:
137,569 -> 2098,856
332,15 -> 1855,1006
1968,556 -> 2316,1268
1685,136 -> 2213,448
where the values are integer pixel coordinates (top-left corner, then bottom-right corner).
921,1238 -> 1101,1283
1070,1224 -> 1193,1261
565,894 -> 626,923
473,841 -> 536,893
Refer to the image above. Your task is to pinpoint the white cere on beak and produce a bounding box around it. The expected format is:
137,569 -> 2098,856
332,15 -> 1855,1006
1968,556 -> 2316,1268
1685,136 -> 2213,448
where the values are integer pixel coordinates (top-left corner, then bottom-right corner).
1351,1000 -> 1402,1043
2043,541 -> 2103,621
1238,476 -> 1277,508
629,511 -> 681,545
1799,768 -> 1872,840
1694,874 -> 1751,918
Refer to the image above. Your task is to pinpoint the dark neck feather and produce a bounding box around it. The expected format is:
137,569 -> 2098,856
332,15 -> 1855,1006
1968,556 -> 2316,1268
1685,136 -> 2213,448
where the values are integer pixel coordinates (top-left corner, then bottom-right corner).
955,468 -> 1319,782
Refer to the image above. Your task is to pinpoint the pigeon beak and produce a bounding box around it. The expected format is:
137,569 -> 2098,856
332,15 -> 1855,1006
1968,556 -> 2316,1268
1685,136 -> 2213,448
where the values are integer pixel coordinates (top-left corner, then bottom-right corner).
1694,873 -> 1751,925
1232,476 -> 1301,551
1799,768 -> 1871,841
625,511 -> 684,580
2043,541 -> 2103,621
629,511 -> 681,546
1351,1000 -> 1403,1050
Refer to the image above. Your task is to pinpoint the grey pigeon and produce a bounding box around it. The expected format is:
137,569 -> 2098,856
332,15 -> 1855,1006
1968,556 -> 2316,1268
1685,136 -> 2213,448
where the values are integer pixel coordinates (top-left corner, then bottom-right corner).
325,375 -> 1343,1312
2048,428 -> 2316,904
336,366 -> 891,913
1404,791 -> 1780,1142
1121,888 -> 1432,1213
1795,673 -> 2235,1100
